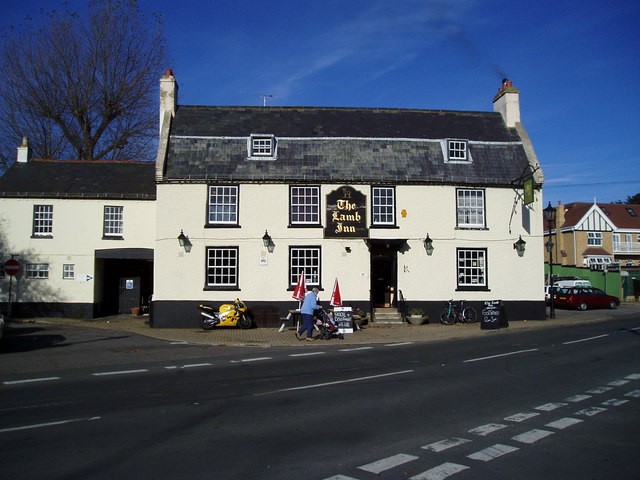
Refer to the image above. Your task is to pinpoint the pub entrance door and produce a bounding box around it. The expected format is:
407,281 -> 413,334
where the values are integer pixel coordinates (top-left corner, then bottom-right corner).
369,240 -> 402,308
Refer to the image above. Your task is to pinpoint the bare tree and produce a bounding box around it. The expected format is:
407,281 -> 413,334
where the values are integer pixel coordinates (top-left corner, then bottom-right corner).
0,0 -> 167,164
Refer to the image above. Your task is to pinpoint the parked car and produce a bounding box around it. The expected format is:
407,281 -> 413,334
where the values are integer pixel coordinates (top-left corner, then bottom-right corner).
554,279 -> 591,289
544,285 -> 561,305
554,287 -> 620,311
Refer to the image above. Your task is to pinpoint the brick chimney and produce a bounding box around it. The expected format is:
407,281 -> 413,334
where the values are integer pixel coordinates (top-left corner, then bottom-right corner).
16,136 -> 29,163
493,78 -> 520,128
159,69 -> 178,133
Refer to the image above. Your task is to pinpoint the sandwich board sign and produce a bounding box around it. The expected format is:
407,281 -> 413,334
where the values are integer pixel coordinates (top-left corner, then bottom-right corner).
333,306 -> 354,334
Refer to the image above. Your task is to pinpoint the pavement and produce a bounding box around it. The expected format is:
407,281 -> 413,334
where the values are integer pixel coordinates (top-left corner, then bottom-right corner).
11,303 -> 640,347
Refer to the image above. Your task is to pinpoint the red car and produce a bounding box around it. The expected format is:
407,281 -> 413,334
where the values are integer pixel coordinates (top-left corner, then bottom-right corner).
554,287 -> 620,311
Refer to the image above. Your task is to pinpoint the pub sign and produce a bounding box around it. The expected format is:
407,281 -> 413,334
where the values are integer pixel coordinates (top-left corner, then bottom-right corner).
325,186 -> 368,238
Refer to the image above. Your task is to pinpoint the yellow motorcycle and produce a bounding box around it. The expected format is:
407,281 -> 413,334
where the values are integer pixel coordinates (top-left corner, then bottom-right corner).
198,299 -> 253,330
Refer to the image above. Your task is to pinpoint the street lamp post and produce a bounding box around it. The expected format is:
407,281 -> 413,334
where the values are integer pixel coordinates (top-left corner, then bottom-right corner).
543,202 -> 557,319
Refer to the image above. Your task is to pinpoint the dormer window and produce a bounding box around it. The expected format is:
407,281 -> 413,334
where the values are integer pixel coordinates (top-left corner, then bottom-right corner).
443,139 -> 471,163
248,134 -> 277,160
448,140 -> 467,161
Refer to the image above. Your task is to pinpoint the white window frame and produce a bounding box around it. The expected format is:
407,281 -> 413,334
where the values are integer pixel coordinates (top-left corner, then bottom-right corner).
248,134 -> 277,160
26,263 -> 49,279
33,204 -> 53,237
104,206 -> 124,238
372,187 -> 395,226
205,247 -> 239,289
290,186 -> 320,225
586,256 -> 612,270
442,139 -> 472,164
587,231 -> 602,246
63,264 -> 75,280
208,185 -> 238,225
457,248 -> 487,289
456,189 -> 485,228
290,247 -> 321,288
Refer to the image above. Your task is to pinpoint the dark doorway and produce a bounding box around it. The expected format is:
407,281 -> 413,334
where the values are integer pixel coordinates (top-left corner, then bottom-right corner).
369,240 -> 401,308
97,258 -> 153,316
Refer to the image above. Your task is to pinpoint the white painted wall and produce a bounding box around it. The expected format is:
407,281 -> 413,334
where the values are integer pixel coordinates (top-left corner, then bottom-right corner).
0,197 -> 155,303
154,183 -> 543,304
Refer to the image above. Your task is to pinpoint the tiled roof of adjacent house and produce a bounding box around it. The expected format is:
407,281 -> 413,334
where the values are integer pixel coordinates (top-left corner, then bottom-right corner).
0,159 -> 156,199
162,106 -> 531,186
560,202 -> 640,230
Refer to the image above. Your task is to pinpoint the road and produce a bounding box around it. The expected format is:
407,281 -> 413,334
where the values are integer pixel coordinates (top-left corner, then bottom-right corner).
1,317 -> 639,479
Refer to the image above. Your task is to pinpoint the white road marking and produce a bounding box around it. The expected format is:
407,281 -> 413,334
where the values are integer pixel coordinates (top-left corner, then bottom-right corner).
92,369 -> 148,376
587,387 -> 613,394
625,389 -> 640,398
562,334 -> 609,345
183,363 -> 213,368
422,437 -> 470,452
535,402 -> 568,411
575,406 -> 607,417
625,373 -> 640,380
545,417 -> 584,430
339,346 -> 373,352
608,379 -> 629,386
238,357 -> 272,362
0,416 -> 100,433
2,376 -> 60,385
512,429 -> 554,444
467,444 -> 519,462
463,348 -> 538,363
410,462 -> 470,480
289,351 -> 326,357
254,370 -> 413,396
322,476 -> 359,480
358,453 -> 418,474
469,423 -> 508,436
602,398 -> 629,407
385,342 -> 414,347
504,412 -> 540,422
565,394 -> 592,402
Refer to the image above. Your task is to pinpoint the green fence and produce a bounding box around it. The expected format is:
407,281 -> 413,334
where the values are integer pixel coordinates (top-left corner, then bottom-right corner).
545,265 -> 622,297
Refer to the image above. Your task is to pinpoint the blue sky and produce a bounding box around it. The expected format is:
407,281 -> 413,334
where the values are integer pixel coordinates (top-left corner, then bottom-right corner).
2,0 -> 639,204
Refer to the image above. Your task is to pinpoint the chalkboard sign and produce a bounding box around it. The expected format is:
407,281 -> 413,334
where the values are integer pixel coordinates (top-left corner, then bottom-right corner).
481,300 -> 501,330
333,307 -> 354,334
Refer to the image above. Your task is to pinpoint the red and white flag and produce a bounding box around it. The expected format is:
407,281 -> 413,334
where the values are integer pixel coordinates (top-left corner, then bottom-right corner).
330,278 -> 342,307
292,271 -> 306,301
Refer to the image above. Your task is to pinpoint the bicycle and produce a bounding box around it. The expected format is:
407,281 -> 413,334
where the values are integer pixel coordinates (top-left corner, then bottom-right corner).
440,299 -> 477,325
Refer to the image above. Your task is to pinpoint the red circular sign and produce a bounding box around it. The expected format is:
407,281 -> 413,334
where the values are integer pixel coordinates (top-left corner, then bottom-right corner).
4,259 -> 20,276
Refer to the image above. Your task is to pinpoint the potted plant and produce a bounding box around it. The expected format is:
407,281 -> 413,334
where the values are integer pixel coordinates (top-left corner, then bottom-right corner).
408,307 -> 427,325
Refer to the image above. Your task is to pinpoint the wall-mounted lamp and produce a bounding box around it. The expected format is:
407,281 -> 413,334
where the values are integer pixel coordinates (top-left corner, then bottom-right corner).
423,234 -> 434,256
177,230 -> 192,253
262,230 -> 275,253
513,235 -> 526,257
345,246 -> 351,253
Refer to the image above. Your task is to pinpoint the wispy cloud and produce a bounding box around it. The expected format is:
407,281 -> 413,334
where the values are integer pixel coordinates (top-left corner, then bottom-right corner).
271,0 -> 484,100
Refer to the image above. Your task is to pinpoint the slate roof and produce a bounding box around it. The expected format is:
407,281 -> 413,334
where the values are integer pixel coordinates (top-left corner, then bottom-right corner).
0,159 -> 156,199
162,106 -> 531,186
